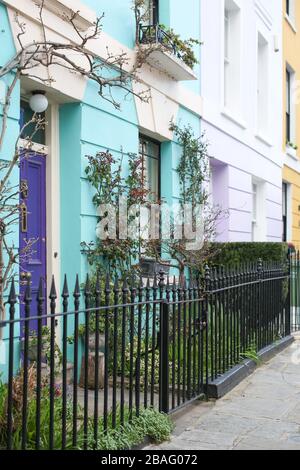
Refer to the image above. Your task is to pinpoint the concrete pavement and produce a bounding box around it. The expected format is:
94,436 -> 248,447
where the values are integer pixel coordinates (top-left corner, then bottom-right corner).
145,334 -> 300,450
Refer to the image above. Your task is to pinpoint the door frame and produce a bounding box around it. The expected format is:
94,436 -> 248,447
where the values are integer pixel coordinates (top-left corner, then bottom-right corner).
45,104 -> 61,320
19,101 -> 61,335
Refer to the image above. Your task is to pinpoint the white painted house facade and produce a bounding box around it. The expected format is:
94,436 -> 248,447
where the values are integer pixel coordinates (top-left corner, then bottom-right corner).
201,0 -> 284,242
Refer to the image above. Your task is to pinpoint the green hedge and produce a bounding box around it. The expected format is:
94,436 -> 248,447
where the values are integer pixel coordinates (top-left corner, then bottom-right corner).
209,242 -> 289,267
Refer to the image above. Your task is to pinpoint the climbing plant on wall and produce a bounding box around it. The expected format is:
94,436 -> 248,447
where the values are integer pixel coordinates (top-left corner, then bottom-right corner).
147,122 -> 223,276
81,150 -> 158,278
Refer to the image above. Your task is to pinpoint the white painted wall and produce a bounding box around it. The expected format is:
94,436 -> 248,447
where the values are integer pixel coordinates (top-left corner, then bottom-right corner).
201,0 -> 283,242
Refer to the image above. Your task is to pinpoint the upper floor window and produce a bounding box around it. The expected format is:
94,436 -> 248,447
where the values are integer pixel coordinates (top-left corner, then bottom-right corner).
286,66 -> 295,146
224,0 -> 241,114
257,33 -> 269,136
286,69 -> 291,142
145,0 -> 159,25
286,0 -> 296,25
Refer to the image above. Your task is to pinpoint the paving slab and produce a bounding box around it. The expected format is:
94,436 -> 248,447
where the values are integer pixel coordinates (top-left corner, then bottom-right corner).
144,334 -> 300,451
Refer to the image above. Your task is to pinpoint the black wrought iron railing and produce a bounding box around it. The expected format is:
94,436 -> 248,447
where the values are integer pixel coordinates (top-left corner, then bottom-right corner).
290,251 -> 300,332
0,259 -> 293,450
139,24 -> 182,60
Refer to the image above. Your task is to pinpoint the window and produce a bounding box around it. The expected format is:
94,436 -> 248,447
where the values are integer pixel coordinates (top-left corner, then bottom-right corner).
252,183 -> 257,242
257,33 -> 269,135
251,180 -> 266,241
139,135 -> 160,201
20,100 -> 45,145
152,0 -> 159,24
286,66 -> 296,146
224,0 -> 241,113
282,183 -> 288,242
286,68 -> 292,143
224,11 -> 229,64
145,0 -> 159,25
286,0 -> 295,23
139,135 -> 160,256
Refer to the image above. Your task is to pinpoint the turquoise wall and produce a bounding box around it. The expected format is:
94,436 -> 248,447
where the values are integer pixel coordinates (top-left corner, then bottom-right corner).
0,3 -> 20,352
59,0 -> 202,285
0,0 -> 202,369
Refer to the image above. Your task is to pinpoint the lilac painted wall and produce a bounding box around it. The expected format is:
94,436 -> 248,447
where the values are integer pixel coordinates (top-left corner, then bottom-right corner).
201,0 -> 283,243
207,120 -> 282,242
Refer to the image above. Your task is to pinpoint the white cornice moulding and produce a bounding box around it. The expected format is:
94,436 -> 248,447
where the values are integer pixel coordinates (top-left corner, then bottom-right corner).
4,0 -> 203,116
3,0 -> 96,31
254,0 -> 273,31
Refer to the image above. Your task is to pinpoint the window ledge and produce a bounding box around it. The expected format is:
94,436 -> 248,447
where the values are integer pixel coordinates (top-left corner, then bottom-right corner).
285,14 -> 297,33
286,145 -> 298,160
255,133 -> 273,148
221,108 -> 247,130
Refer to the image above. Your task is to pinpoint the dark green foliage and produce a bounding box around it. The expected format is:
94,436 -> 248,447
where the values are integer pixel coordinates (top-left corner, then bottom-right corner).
0,369 -> 172,450
209,242 -> 289,267
94,407 -> 173,450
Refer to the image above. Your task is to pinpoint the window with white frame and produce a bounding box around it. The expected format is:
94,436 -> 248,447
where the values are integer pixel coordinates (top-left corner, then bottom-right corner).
282,182 -> 292,242
286,0 -> 295,24
286,66 -> 295,146
252,183 -> 258,242
251,180 -> 266,242
139,135 -> 160,201
139,135 -> 160,254
282,182 -> 288,242
257,33 -> 269,136
224,0 -> 241,114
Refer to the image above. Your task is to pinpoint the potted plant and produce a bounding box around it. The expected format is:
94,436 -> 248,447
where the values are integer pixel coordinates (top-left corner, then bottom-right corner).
21,326 -> 52,363
76,316 -> 106,354
20,326 -> 64,381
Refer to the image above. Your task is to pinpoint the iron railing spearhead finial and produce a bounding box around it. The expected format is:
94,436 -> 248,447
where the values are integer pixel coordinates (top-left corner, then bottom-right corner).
62,274 -> 69,298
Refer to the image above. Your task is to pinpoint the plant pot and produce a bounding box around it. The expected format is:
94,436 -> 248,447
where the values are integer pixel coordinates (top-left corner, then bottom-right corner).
139,258 -> 171,277
21,336 -> 49,363
88,332 -> 105,353
79,352 -> 105,389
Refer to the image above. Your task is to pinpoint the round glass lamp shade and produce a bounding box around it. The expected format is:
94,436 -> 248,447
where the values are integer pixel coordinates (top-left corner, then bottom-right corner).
29,93 -> 48,113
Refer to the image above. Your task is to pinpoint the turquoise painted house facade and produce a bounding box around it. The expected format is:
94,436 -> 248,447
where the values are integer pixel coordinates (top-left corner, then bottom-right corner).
0,0 -> 202,371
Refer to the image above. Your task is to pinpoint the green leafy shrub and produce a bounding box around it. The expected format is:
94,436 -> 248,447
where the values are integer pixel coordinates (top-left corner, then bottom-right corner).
159,25 -> 202,69
0,369 -> 172,450
94,407 -> 173,450
0,366 -> 81,450
209,242 -> 288,268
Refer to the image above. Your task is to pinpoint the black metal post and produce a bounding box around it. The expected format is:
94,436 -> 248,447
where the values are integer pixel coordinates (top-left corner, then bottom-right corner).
159,300 -> 169,413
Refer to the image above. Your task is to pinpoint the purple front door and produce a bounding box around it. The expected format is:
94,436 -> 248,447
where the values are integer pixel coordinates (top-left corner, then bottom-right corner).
20,153 -> 47,332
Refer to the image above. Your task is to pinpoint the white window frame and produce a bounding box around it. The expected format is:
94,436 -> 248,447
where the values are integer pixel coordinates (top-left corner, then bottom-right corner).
251,183 -> 258,241
256,31 -> 269,139
282,181 -> 292,242
251,179 -> 266,242
222,0 -> 242,119
286,0 -> 296,28
286,64 -> 296,150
